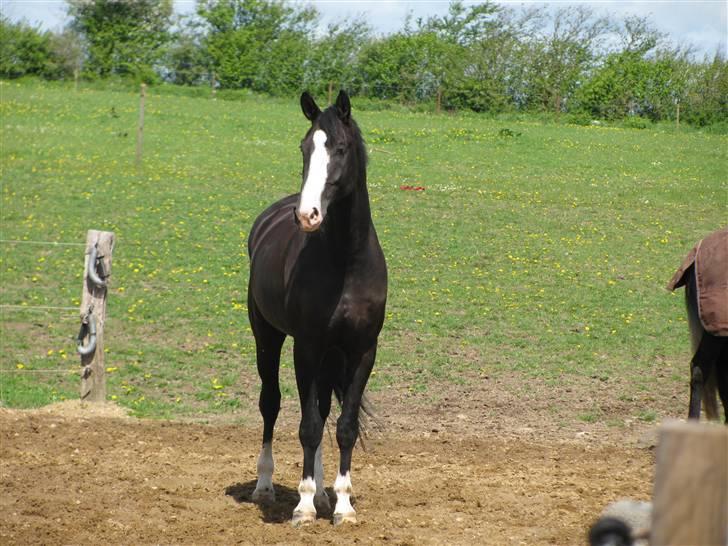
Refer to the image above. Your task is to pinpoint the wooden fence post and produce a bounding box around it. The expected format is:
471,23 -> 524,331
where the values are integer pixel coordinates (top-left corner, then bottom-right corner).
79,230 -> 115,402
436,87 -> 442,114
676,101 -> 681,130
328,81 -> 334,105
651,420 -> 728,545
136,83 -> 146,167
211,72 -> 217,99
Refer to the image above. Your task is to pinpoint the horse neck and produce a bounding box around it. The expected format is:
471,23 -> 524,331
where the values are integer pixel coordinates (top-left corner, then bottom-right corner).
326,174 -> 372,261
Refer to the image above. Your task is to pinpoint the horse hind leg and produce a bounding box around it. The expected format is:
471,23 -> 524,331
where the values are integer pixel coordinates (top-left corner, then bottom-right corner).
690,334 -> 725,421
688,363 -> 704,420
249,303 -> 286,504
313,366 -> 336,513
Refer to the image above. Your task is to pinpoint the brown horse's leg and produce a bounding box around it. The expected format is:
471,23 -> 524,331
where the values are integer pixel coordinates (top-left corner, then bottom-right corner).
715,343 -> 728,424
334,342 -> 377,525
690,334 -> 726,421
249,302 -> 285,503
688,363 -> 704,420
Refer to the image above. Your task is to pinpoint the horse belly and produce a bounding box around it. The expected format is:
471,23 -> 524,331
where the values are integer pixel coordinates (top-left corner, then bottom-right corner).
248,201 -> 300,335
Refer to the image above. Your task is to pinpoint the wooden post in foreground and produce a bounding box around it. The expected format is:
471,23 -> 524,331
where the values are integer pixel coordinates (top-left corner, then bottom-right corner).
79,230 -> 115,402
136,83 -> 146,167
651,420 -> 727,545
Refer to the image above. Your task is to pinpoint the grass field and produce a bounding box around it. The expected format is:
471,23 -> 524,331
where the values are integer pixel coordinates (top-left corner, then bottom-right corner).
1,78 -> 726,422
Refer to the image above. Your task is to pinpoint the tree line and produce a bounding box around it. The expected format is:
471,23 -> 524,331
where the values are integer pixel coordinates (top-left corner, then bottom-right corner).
1,0 -> 726,127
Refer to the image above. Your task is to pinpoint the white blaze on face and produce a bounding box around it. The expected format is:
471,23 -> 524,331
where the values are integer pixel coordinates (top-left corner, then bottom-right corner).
298,130 -> 329,231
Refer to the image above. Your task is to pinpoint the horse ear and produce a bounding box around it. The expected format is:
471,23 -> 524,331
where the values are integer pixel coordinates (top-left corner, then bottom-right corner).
335,90 -> 351,122
300,92 -> 320,122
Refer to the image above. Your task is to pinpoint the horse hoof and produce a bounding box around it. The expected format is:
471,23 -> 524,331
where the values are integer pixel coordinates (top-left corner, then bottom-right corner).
251,487 -> 275,504
333,512 -> 357,526
291,510 -> 316,527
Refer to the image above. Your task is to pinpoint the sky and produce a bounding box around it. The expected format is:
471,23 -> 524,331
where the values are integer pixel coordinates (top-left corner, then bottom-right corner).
2,0 -> 726,58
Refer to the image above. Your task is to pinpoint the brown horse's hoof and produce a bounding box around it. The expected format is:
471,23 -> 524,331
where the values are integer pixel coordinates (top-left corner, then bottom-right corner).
291,510 -> 316,527
333,512 -> 357,526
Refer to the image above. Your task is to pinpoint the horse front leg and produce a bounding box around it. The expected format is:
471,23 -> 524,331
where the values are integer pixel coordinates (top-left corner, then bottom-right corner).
291,342 -> 325,526
334,342 -> 377,526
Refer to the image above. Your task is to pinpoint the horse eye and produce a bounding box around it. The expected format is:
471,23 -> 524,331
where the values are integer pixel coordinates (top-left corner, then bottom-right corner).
335,146 -> 346,156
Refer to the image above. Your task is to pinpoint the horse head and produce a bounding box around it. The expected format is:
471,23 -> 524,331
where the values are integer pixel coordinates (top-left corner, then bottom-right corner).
296,90 -> 363,232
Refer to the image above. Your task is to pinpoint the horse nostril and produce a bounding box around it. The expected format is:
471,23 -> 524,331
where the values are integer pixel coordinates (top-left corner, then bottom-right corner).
311,207 -> 319,220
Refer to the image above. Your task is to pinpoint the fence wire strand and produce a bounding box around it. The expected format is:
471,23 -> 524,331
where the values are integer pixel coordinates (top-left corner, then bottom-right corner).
0,369 -> 78,374
1,304 -> 78,312
0,239 -> 85,247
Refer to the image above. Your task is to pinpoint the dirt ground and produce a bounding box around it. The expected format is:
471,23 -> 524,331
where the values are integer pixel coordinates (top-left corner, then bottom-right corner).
0,375 -> 663,546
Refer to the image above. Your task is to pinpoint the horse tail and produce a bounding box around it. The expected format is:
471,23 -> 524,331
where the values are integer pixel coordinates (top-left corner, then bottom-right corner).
686,268 -> 720,420
686,267 -> 702,354
331,386 -> 381,452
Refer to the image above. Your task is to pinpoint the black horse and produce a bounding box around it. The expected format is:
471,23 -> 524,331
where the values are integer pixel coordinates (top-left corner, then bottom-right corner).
246,91 -> 387,525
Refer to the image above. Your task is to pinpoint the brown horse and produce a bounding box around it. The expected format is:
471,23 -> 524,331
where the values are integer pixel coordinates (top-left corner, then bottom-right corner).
668,228 -> 728,423
246,91 -> 387,525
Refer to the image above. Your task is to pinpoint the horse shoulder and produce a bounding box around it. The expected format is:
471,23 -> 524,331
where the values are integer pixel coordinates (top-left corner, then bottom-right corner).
334,269 -> 386,336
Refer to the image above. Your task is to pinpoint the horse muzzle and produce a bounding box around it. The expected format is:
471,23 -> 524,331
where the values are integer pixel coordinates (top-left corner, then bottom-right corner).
295,205 -> 323,232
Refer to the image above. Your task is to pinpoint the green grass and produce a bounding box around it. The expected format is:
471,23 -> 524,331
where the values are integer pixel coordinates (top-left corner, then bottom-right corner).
1,78 -> 726,418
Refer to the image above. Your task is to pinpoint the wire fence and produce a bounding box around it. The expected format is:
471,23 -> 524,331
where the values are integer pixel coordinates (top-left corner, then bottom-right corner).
0,239 -> 85,247
1,235 -> 245,379
1,238 -> 87,389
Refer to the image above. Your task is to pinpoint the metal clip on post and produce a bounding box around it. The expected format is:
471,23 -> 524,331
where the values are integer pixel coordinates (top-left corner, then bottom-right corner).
86,244 -> 108,288
77,311 -> 97,356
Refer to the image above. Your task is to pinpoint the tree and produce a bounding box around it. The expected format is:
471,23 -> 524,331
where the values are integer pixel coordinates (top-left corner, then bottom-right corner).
197,0 -> 317,93
575,17 -> 692,122
358,2 -> 504,107
0,17 -> 53,78
302,18 -> 371,99
46,28 -> 84,79
415,1 -> 501,109
683,50 -> 728,126
68,0 -> 173,80
164,14 -> 212,86
522,6 -> 611,114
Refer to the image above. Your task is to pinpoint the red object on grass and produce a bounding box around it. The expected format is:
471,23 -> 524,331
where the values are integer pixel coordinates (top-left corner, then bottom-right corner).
400,185 -> 426,191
